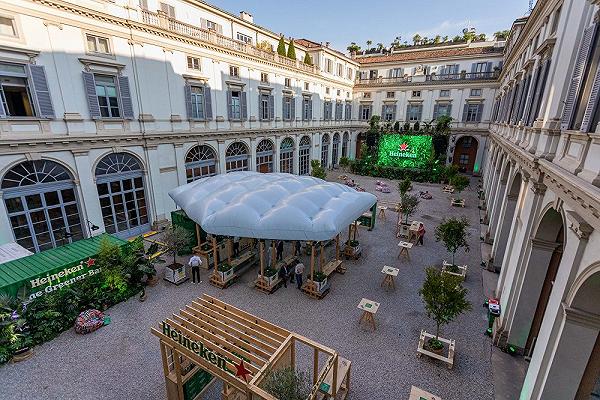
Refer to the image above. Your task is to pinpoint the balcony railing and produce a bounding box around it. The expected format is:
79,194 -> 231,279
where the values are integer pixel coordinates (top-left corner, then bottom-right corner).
140,10 -> 318,74
356,71 -> 499,86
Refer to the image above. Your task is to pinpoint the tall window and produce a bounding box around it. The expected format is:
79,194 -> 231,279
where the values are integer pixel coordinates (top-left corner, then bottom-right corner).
463,103 -> 484,122
260,72 -> 268,83
225,142 -> 249,172
185,145 -> 216,182
229,65 -> 239,77
383,104 -> 396,121
344,102 -> 352,120
335,102 -> 343,120
321,134 -> 330,168
359,104 -> 372,121
190,86 -> 205,120
303,96 -> 312,120
159,2 -> 175,17
433,103 -> 452,119
256,139 -> 274,173
86,34 -> 111,55
94,75 -> 120,118
236,32 -> 252,44
259,93 -> 270,121
332,133 -> 340,167
280,137 -> 294,174
0,64 -> 34,117
283,96 -> 294,121
299,136 -> 311,175
2,160 -> 83,252
95,153 -> 149,238
342,132 -> 349,157
389,68 -> 403,78
230,90 -> 241,120
406,104 -> 422,121
324,101 -> 333,120
187,56 -> 201,71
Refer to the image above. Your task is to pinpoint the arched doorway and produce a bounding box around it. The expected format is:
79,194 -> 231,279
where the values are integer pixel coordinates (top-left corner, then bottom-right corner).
256,139 -> 274,173
185,145 -> 217,183
95,152 -> 150,238
453,135 -> 479,174
299,136 -> 311,175
342,132 -> 349,158
279,137 -> 294,174
225,142 -> 249,172
1,160 -> 84,252
491,172 -> 522,271
321,133 -> 330,168
332,133 -> 340,167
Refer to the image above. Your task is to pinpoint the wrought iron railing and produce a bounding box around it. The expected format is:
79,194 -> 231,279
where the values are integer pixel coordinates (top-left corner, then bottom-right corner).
356,71 -> 499,86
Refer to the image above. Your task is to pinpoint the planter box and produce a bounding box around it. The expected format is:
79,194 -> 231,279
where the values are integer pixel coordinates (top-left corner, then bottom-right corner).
442,261 -> 467,280
312,278 -> 328,292
416,330 -> 455,369
344,244 -> 361,259
450,198 -> 465,207
218,267 -> 235,282
263,273 -> 278,287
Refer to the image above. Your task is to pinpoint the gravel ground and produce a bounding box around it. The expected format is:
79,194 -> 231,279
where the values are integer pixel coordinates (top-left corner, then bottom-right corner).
0,172 -> 492,400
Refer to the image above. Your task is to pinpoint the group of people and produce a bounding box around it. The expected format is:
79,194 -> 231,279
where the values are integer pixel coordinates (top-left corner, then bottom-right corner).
278,260 -> 305,289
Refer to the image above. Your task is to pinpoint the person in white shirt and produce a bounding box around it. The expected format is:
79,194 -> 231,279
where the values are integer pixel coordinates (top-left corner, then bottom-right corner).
294,262 -> 305,290
188,254 -> 202,283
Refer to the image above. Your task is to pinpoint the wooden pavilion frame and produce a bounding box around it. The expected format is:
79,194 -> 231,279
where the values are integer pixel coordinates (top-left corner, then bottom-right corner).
301,234 -> 344,299
255,240 -> 299,294
152,294 -> 351,400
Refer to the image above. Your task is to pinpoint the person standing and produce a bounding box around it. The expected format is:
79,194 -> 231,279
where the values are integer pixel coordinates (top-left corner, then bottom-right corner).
417,223 -> 426,246
293,240 -> 301,257
295,262 -> 305,289
278,264 -> 288,288
276,240 -> 284,261
233,236 -> 240,256
188,254 -> 202,283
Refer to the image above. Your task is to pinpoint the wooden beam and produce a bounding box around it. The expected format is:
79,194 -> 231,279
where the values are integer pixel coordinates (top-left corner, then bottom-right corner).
173,348 -> 184,400
319,242 -> 324,272
313,347 -> 319,384
335,234 -> 340,261
271,240 -> 276,266
159,341 -> 170,377
249,334 -> 294,387
212,236 -> 218,274
227,238 -> 232,265
259,240 -> 265,277
195,224 -> 201,247
310,241 -> 315,281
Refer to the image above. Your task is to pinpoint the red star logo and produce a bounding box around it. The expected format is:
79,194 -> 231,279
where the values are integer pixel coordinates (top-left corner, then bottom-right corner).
399,142 -> 409,151
86,258 -> 95,267
235,359 -> 251,382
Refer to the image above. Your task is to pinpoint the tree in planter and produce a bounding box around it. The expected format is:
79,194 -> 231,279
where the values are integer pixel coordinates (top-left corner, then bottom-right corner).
303,52 -> 313,65
287,39 -> 297,59
443,164 -> 459,184
161,225 -> 193,267
339,156 -> 350,172
277,36 -> 287,56
398,177 -> 412,196
399,193 -> 419,225
435,217 -> 470,267
310,160 -> 327,180
450,174 -> 470,199
419,267 -> 472,350
261,366 -> 311,400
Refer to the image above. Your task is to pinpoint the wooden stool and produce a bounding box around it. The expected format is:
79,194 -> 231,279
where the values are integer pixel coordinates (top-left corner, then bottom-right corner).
409,385 -> 442,400
357,298 -> 380,330
398,241 -> 413,260
381,265 -> 399,290
378,206 -> 387,220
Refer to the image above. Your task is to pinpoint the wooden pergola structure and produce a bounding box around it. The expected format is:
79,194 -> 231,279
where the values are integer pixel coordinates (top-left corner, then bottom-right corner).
152,294 -> 351,400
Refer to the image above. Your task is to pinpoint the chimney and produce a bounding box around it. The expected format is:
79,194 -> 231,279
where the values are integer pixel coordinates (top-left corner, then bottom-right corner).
240,11 -> 253,23
325,41 -> 330,48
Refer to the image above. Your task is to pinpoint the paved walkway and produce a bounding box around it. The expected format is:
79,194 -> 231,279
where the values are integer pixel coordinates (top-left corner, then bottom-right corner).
0,173 -> 494,400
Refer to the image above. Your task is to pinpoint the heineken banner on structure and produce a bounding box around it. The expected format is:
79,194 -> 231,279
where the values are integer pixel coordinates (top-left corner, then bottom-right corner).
377,134 -> 433,169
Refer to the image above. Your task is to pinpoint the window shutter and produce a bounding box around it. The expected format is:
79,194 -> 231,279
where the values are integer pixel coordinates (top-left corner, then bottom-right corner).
200,18 -> 208,30
528,59 -> 551,126
581,63 -> 600,132
562,24 -> 597,130
204,86 -> 212,120
523,67 -> 540,124
27,64 -> 55,118
290,97 -> 295,120
516,74 -> 530,122
406,104 -> 410,120
486,62 -> 493,72
462,104 -> 468,122
359,104 -> 364,120
82,71 -> 101,119
268,94 -> 274,120
308,99 -> 312,120
0,95 -> 5,117
477,104 -> 484,122
391,105 -> 396,121
447,104 -> 452,117
241,91 -> 247,120
226,90 -> 232,120
433,104 -> 439,119
117,76 -> 134,119
184,84 -> 192,119
381,104 -> 385,117
216,23 -> 223,35
471,63 -> 477,73
282,97 -> 286,120
508,83 -> 520,124
258,94 -> 262,119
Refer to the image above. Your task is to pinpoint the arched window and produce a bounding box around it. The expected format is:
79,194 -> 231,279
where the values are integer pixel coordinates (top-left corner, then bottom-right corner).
185,145 -> 217,182
279,137 -> 294,174
256,139 -> 274,173
299,136 -> 311,175
226,142 -> 249,172
342,132 -> 349,158
332,133 -> 340,167
321,133 -> 330,168
2,160 -> 83,252
95,153 -> 149,238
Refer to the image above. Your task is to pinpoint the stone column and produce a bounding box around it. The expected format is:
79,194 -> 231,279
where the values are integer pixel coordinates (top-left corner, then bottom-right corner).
174,144 -> 186,186
72,150 -> 105,235
293,135 -> 300,175
217,140 -> 227,174
483,150 -> 502,227
273,135 -> 281,173
490,191 -> 519,271
249,137 -> 257,172
145,145 -> 166,223
486,159 -> 510,243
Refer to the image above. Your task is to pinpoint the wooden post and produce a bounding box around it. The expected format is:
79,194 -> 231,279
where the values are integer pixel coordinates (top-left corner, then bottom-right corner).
227,238 -> 232,265
290,337 -> 296,369
313,348 -> 319,384
332,354 -> 339,397
173,349 -> 184,400
335,234 -> 340,261
319,242 -> 324,272
159,341 -> 169,378
310,241 -> 315,281
195,224 -> 201,247
259,241 -> 265,278
212,236 -> 218,276
271,240 -> 276,267
353,220 -> 358,241
348,224 -> 352,243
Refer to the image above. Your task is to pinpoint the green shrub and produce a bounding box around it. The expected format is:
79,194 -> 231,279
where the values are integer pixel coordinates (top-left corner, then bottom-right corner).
287,39 -> 297,59
310,160 -> 327,179
277,36 -> 286,56
303,52 -> 313,65
312,272 -> 327,282
261,366 -> 311,400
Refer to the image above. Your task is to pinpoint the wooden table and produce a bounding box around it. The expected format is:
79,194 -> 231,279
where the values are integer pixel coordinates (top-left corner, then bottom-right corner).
381,265 -> 399,290
409,221 -> 422,243
357,298 -> 380,330
398,241 -> 413,260
378,206 -> 388,220
408,385 -> 442,400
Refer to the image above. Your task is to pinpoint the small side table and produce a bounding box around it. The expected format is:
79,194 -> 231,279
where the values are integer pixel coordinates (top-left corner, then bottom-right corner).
381,265 -> 399,290
378,206 -> 388,220
408,385 -> 442,400
357,298 -> 380,331
398,241 -> 413,260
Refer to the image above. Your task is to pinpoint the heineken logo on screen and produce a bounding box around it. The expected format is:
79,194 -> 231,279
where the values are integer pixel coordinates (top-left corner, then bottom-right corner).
378,134 -> 433,168
28,258 -> 101,300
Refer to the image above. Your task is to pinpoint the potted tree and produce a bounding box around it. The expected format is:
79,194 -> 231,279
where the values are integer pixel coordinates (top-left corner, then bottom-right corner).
450,174 -> 470,207
161,225 -> 193,285
261,366 -> 311,400
435,217 -> 470,280
137,241 -> 165,296
344,238 -> 361,259
398,177 -> 412,196
418,267 -> 471,367
217,263 -> 235,282
310,160 -> 327,179
263,266 -> 279,287
339,156 -> 350,172
312,271 -> 328,293
397,193 -> 419,238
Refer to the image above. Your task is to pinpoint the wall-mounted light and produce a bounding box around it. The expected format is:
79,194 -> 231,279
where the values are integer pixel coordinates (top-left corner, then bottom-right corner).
87,220 -> 100,232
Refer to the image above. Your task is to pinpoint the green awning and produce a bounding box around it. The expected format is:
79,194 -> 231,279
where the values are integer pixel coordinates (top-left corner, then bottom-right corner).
0,234 -> 128,298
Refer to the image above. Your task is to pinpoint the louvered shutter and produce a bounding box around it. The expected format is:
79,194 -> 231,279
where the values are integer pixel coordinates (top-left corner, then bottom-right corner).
241,91 -> 247,120
509,82 -> 521,124
258,94 -> 263,120
82,72 -> 101,119
381,105 -> 386,118
359,104 -> 364,120
477,104 -> 484,122
226,90 -> 232,120
528,59 -> 551,126
216,23 -> 223,35
433,104 -> 439,119
462,104 -> 469,122
268,94 -> 274,120
308,99 -> 312,120
27,64 -> 55,118
184,83 -> 192,119
516,74 -> 530,122
290,97 -> 295,120
117,76 -> 134,119
562,24 -> 597,130
391,104 -> 396,121
204,86 -> 212,120
486,62 -> 493,72
581,63 -> 600,132
523,67 -> 539,124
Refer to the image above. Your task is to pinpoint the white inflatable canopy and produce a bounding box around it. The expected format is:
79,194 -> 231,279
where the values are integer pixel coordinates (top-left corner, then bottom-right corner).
168,172 -> 377,241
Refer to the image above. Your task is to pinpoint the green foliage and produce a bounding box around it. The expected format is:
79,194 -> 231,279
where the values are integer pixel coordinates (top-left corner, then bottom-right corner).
263,267 -> 278,277
346,42 -> 361,53
286,40 -> 297,59
494,30 -> 510,40
277,36 -> 287,56
444,164 -> 459,182
218,263 -> 233,272
346,240 -> 359,247
261,366 -> 311,400
419,267 -> 472,340
399,193 -> 419,224
303,52 -> 313,65
310,160 -> 327,180
339,156 -> 350,168
162,225 -> 193,265
398,178 -> 412,196
312,272 -> 327,282
435,217 -> 470,266
450,174 -> 470,194
412,34 -> 422,45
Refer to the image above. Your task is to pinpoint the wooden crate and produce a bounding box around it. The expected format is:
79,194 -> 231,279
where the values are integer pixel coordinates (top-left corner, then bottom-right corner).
416,330 -> 455,369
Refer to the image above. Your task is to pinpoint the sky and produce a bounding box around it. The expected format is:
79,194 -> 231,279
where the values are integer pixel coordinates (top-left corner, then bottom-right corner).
207,0 -> 531,53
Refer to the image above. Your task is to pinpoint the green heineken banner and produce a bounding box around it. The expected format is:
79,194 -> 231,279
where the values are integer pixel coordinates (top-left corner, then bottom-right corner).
377,134 -> 433,169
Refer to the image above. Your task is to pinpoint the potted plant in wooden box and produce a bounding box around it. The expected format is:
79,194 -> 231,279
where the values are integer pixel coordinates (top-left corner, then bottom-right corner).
397,193 -> 419,238
312,272 -> 328,292
417,267 -> 471,367
345,239 -> 361,258
449,175 -> 469,207
217,263 -> 235,282
263,267 -> 278,287
435,217 -> 470,280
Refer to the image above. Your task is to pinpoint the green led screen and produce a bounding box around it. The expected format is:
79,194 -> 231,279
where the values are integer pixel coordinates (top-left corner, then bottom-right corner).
377,134 -> 433,169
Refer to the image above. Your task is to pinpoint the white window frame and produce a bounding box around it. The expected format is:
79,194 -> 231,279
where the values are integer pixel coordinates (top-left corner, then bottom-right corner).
439,89 -> 450,97
86,33 -> 112,56
236,32 -> 252,44
470,88 -> 482,97
187,56 -> 201,71
230,65 -> 240,77
260,72 -> 269,83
